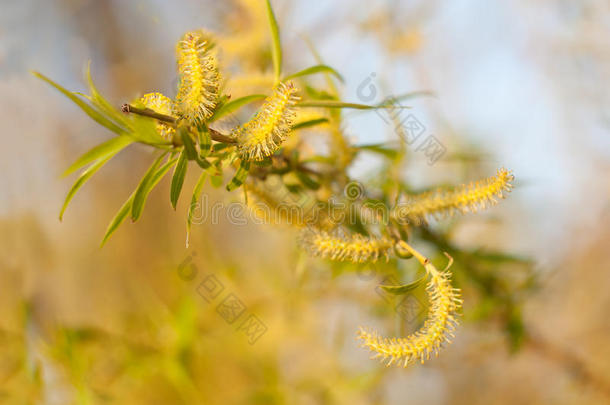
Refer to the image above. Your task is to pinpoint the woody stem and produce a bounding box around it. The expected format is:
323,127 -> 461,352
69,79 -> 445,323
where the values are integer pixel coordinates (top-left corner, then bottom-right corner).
120,104 -> 236,144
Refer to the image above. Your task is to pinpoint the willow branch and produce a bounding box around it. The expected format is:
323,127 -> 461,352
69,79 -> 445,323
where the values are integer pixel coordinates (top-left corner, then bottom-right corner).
121,104 -> 236,144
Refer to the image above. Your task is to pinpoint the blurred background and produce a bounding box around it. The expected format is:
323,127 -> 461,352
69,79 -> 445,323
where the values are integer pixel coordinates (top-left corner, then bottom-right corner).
1,0 -> 610,404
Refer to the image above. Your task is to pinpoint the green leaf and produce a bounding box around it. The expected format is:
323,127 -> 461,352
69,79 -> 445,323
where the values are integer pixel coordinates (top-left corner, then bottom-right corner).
170,151 -> 188,210
59,152 -> 120,221
379,274 -> 428,295
283,64 -> 344,83
226,160 -> 251,191
32,71 -> 124,134
354,143 -> 399,160
131,154 -> 179,221
180,127 -> 211,169
210,171 -> 224,188
295,171 -> 320,190
197,124 -> 212,158
298,100 -> 410,110
265,0 -> 282,81
126,105 -> 169,146
186,171 -> 208,247
62,136 -> 133,177
130,153 -> 167,221
376,90 -> 435,107
292,118 -> 329,130
100,193 -> 134,247
84,63 -> 129,131
209,94 -> 266,122
471,249 -> 533,265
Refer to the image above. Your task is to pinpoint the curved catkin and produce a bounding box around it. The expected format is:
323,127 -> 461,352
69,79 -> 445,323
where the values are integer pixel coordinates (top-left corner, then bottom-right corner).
175,30 -> 220,123
300,228 -> 393,263
394,168 -> 514,225
358,258 -> 462,367
137,92 -> 175,139
232,82 -> 300,161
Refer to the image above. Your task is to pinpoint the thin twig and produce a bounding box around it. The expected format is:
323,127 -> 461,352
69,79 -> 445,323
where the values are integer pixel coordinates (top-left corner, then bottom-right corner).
121,104 -> 236,144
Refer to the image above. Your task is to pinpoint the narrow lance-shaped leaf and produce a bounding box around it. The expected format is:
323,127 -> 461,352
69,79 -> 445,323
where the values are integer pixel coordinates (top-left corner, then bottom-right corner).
132,154 -> 179,221
197,124 -> 212,158
379,274 -> 428,295
226,160 -> 251,191
353,143 -> 399,160
102,155 -> 178,245
296,171 -> 320,190
208,94 -> 266,122
130,152 -> 168,221
265,0 -> 282,81
283,64 -> 344,83
292,117 -> 329,131
84,63 -> 129,131
170,151 -> 188,210
186,171 -> 208,247
180,126 -> 210,169
62,136 -> 133,177
298,100 -> 411,110
59,151 -> 122,221
100,193 -> 135,247
32,71 -> 125,134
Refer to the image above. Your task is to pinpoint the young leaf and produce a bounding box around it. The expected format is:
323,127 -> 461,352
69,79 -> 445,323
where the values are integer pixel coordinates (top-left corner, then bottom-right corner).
292,118 -> 329,131
379,274 -> 428,295
197,124 -> 212,158
32,71 -> 124,134
186,171 -> 208,247
265,0 -> 282,81
130,153 -> 167,221
84,63 -> 129,131
226,160 -> 251,191
283,64 -> 344,83
170,151 -> 188,209
354,143 -> 399,160
298,100 -> 410,110
131,154 -> 179,221
100,193 -> 134,247
208,94 -> 266,122
62,136 -> 133,177
180,126 -> 211,169
59,154 -> 116,221
296,171 -> 320,190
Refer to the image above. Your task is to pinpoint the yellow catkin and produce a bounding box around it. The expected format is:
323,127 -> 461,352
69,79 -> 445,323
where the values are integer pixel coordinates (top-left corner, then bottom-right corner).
175,30 -> 220,123
358,244 -> 462,367
137,92 -> 175,139
232,82 -> 300,161
394,168 -> 514,225
300,228 -> 393,263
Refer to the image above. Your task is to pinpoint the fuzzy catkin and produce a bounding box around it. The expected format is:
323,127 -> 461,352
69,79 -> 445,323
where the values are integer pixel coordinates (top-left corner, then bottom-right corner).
394,168 -> 514,225
300,228 -> 393,263
175,30 -> 220,123
137,92 -> 175,139
358,262 -> 462,367
232,82 -> 300,161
